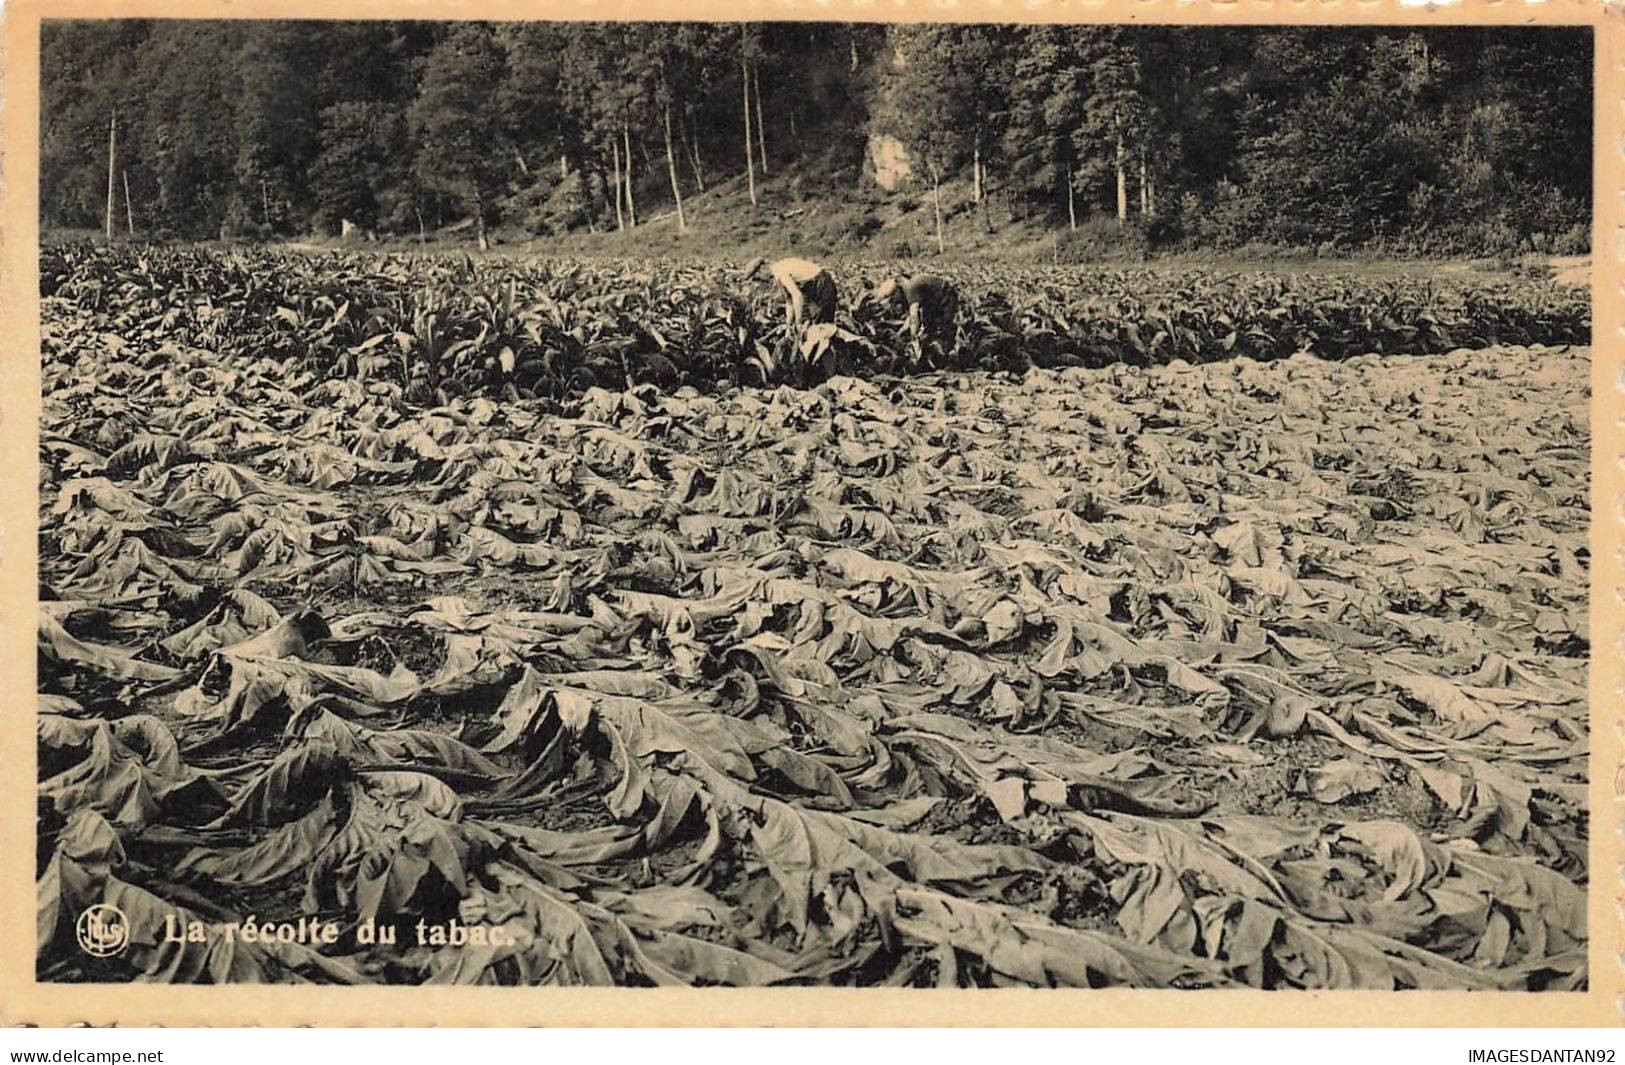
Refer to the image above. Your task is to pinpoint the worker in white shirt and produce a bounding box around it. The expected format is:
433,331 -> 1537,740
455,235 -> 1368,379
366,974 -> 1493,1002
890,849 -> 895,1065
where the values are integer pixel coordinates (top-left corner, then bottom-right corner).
742,256 -> 839,326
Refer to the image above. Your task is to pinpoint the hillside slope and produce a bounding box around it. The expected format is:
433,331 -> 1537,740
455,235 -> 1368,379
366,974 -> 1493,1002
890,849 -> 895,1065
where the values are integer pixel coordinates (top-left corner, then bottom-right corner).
386,141 -> 1135,266
342,143 -> 1585,276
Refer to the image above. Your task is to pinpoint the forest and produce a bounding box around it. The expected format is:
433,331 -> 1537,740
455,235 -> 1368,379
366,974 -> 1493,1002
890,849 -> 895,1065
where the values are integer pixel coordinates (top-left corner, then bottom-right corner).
39,21 -> 1592,256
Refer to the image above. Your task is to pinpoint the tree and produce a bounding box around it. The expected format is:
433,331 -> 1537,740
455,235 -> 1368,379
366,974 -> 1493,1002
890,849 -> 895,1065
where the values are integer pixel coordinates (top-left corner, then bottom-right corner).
410,24 -> 508,250
1131,28 -> 1235,223
557,23 -> 651,231
308,101 -> 405,234
232,23 -> 320,235
871,25 -> 1003,252
1071,27 -> 1146,226
1002,25 -> 1090,228
135,23 -> 244,237
650,27 -> 695,233
496,24 -> 572,179
1226,30 -> 1440,247
40,21 -> 150,230
740,25 -> 758,207
622,24 -> 726,235
952,27 -> 1013,208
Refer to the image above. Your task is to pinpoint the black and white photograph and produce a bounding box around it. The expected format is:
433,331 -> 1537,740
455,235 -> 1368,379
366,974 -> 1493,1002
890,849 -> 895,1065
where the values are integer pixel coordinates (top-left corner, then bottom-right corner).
27,13 -> 1596,1001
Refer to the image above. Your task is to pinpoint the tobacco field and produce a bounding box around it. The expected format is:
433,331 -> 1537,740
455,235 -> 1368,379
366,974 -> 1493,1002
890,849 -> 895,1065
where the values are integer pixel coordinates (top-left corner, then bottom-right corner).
37,244 -> 1591,989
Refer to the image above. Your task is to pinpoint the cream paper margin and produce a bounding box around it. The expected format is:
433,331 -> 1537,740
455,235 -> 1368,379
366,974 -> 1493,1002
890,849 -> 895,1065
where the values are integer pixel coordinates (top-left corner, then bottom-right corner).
0,0 -> 1616,1027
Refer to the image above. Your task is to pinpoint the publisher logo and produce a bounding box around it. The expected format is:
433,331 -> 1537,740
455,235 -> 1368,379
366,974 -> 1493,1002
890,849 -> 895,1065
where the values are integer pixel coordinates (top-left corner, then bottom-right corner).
75,903 -> 129,957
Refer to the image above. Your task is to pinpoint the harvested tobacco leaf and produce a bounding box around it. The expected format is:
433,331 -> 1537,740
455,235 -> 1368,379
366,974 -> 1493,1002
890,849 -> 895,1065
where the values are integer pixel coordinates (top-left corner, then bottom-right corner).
36,250 -> 1588,989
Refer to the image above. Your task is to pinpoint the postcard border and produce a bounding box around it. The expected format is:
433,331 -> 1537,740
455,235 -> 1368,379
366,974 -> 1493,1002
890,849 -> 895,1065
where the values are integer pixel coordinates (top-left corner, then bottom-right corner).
1,0 -> 1618,1027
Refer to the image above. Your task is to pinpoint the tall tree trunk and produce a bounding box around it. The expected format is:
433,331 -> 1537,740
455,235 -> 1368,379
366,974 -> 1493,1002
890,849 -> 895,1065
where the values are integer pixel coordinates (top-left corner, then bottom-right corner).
474,192 -> 489,252
663,103 -> 686,234
560,154 -> 568,181
972,141 -> 982,204
513,146 -> 531,177
1115,136 -> 1127,226
688,135 -> 706,193
742,51 -> 757,207
610,138 -> 625,231
260,178 -> 270,227
105,112 -> 116,243
978,157 -> 993,233
752,61 -> 768,175
1139,156 -> 1148,215
1066,168 -> 1077,231
623,124 -> 637,227
686,107 -> 706,192
931,169 -> 944,254
122,169 -> 135,236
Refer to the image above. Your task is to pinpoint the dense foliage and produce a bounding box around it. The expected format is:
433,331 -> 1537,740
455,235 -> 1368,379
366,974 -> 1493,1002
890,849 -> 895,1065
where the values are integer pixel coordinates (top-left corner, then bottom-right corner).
40,242 -> 1591,404
42,22 -> 1591,255
37,259 -> 1589,985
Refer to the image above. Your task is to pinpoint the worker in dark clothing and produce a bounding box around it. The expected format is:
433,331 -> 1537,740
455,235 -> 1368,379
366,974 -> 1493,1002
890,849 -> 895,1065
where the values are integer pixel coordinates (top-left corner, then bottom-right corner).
743,256 -> 839,326
874,273 -> 961,358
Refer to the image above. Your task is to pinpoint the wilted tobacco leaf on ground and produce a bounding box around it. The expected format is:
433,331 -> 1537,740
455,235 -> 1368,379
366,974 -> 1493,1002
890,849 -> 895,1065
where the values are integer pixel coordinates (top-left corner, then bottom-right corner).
36,246 -> 1588,989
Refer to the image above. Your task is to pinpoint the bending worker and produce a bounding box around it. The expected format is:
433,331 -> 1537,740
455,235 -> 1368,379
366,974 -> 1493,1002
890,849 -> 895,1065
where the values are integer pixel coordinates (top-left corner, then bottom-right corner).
874,273 -> 961,355
743,256 -> 839,327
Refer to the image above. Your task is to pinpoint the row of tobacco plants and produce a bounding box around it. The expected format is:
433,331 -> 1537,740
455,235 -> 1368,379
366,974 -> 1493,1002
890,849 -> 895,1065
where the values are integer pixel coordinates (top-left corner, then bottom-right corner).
42,241 -> 1590,400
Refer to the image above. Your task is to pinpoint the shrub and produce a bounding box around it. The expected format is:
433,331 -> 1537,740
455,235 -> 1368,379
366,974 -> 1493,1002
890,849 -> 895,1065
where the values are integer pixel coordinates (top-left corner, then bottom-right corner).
1050,216 -> 1152,262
